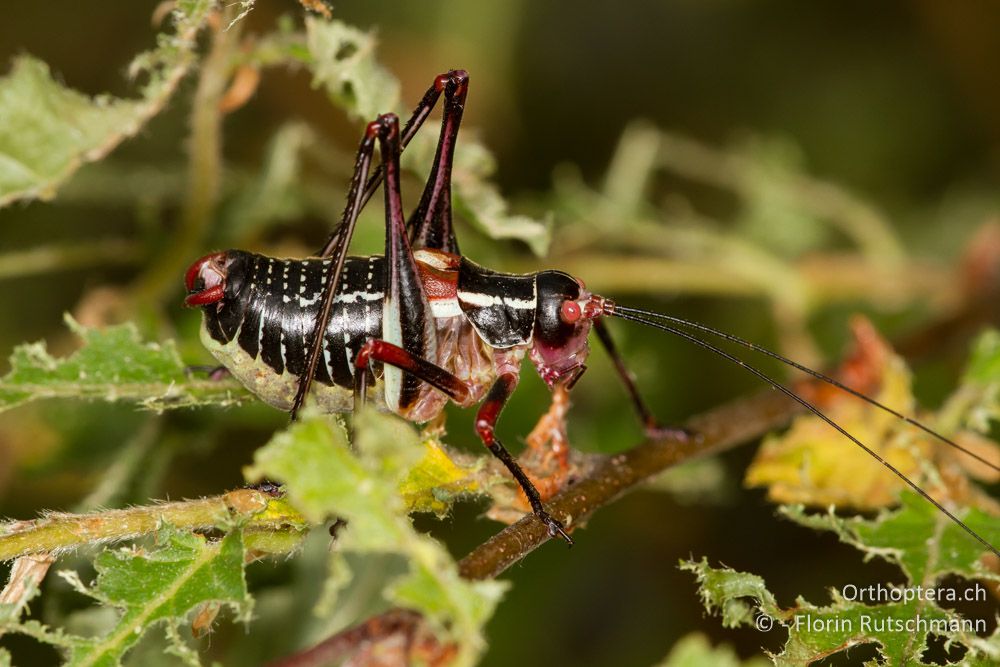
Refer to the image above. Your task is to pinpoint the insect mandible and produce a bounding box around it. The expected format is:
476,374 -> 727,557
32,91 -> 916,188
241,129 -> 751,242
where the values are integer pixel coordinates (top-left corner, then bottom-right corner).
183,69 -> 1000,556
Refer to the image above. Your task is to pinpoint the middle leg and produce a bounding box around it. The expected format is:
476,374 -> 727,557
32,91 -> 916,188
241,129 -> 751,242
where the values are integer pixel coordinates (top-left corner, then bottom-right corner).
353,341 -> 572,545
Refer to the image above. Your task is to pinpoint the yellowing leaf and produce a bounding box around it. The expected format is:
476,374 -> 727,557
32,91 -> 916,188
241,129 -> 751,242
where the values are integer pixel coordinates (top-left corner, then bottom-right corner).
399,439 -> 483,516
748,321 -> 1000,512
746,319 -> 926,508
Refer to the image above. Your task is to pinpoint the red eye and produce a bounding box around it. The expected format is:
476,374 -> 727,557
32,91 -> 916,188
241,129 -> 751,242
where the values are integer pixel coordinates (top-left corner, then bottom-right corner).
560,300 -> 582,324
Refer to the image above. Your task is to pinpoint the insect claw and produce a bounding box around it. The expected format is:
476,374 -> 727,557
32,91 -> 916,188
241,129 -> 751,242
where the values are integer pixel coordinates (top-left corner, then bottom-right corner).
537,510 -> 573,547
247,480 -> 285,497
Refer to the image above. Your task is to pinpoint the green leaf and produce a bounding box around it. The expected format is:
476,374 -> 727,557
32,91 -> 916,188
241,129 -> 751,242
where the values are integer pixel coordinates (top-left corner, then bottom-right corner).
245,410 -> 507,667
0,315 -> 247,413
304,18 -> 400,121
953,329 -> 1000,433
679,558 -> 777,630
681,557 -> 990,666
0,0 -> 215,206
0,527 -> 250,667
68,529 -> 250,667
780,492 -> 1000,585
962,330 -> 1000,385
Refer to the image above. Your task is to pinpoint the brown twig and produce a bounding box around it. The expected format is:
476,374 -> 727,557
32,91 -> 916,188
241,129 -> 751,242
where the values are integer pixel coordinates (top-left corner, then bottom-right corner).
458,388 -> 798,580
265,609 -> 457,667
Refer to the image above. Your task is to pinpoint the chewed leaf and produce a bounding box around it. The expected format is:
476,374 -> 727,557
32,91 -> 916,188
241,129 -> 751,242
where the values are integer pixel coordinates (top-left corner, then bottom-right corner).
304,18 -> 400,120
680,558 -> 778,629
781,492 -> 1000,585
0,0 -> 213,207
681,557 -> 990,665
0,527 -> 250,667
746,317 -> 925,509
244,411 -> 506,667
71,529 -> 250,666
0,315 -> 247,413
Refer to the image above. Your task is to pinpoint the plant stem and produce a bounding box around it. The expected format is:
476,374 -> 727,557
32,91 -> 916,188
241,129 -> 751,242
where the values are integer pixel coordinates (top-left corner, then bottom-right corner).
0,490 -> 307,561
457,389 -> 798,580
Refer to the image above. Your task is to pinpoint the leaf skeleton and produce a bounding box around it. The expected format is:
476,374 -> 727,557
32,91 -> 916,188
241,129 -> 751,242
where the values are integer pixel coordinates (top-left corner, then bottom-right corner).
184,69 -> 1000,555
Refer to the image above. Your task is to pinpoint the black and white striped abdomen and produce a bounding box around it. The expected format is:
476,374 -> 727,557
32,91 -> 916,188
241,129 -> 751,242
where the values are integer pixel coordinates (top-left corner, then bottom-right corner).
202,252 -> 386,410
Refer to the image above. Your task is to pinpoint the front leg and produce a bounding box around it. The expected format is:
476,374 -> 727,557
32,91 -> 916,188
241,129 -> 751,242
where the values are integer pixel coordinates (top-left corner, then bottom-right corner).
477,373 -> 573,545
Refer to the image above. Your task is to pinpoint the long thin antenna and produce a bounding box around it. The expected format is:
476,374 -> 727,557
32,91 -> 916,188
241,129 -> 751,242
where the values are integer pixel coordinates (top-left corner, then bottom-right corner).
614,305 -> 1000,474
610,308 -> 1000,560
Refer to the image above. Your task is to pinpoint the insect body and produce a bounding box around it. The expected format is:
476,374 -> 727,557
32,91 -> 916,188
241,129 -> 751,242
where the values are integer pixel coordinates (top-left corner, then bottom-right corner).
188,247 -> 592,420
186,70 -> 1000,557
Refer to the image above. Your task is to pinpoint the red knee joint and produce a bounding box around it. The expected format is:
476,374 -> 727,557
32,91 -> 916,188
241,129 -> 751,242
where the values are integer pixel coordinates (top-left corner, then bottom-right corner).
475,396 -> 504,446
475,417 -> 495,445
449,70 -> 469,96
376,113 -> 400,139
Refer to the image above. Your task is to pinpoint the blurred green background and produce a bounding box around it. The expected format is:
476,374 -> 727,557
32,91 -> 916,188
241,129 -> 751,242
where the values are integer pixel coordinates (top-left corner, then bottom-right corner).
2,1 -> 1000,665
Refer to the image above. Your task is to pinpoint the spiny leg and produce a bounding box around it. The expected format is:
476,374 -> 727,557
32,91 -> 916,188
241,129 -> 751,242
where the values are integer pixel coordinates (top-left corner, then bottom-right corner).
593,319 -> 693,441
477,373 -> 573,544
407,70 -> 468,254
318,70 -> 468,257
290,121 -> 379,419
